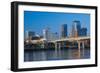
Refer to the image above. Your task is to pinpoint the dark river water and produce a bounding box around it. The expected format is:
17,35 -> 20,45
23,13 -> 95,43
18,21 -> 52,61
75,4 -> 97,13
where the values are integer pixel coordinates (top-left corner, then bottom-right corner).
24,48 -> 90,62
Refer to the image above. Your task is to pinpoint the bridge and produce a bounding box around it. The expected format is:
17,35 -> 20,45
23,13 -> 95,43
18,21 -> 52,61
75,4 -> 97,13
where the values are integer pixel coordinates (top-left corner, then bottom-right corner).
45,36 -> 90,58
46,36 -> 90,50
48,36 -> 90,43
26,36 -> 90,51
25,36 -> 90,58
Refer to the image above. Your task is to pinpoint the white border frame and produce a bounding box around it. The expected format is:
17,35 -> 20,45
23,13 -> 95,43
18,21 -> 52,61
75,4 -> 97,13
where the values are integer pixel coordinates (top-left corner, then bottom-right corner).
18,5 -> 96,69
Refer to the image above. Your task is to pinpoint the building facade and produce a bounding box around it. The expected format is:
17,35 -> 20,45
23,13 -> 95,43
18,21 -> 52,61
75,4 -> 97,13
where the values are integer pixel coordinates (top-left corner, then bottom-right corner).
43,28 -> 50,41
71,20 -> 81,37
80,27 -> 87,36
61,24 -> 68,38
25,31 -> 35,40
71,20 -> 87,37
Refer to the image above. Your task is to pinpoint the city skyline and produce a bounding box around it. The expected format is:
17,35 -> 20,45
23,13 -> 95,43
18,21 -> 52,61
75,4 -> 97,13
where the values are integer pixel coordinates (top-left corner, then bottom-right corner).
24,11 -> 90,37
24,11 -> 90,62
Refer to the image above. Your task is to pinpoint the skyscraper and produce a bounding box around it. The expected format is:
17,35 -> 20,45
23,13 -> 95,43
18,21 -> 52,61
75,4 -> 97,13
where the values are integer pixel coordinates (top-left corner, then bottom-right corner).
61,24 -> 67,38
49,32 -> 59,41
80,27 -> 87,36
25,31 -> 35,40
43,29 -> 48,40
43,28 -> 50,41
71,20 -> 81,37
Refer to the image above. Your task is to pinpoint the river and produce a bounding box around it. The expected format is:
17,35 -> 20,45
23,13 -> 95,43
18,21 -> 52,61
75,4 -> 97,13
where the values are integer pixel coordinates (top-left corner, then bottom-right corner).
24,48 -> 90,62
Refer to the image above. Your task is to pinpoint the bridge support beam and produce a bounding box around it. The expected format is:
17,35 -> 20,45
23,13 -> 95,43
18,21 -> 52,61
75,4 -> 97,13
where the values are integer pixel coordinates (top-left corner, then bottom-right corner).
62,42 -> 65,49
54,42 -> 57,56
82,41 -> 85,49
78,41 -> 81,58
55,42 -> 61,49
42,41 -> 45,48
55,42 -> 57,49
78,41 -> 81,50
58,43 -> 61,49
82,41 -> 85,57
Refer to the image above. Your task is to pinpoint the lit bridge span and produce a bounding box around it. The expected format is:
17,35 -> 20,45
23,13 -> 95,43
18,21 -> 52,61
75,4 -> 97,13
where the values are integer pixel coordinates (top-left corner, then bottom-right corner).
48,36 -> 90,43
29,36 -> 90,51
27,36 -> 90,58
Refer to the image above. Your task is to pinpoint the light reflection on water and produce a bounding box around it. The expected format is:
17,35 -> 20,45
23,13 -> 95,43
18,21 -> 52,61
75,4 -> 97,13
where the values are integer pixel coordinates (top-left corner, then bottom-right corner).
24,48 -> 90,62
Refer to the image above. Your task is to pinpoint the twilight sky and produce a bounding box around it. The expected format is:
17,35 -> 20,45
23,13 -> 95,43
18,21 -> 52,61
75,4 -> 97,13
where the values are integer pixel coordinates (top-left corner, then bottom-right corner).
24,11 -> 90,36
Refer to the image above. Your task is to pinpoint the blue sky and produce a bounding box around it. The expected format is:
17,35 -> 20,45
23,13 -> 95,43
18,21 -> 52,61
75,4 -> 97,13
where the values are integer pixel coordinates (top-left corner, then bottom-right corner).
24,11 -> 90,36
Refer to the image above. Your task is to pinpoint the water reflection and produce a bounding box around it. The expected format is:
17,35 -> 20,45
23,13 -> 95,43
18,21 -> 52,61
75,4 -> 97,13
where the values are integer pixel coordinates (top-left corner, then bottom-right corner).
24,48 -> 90,62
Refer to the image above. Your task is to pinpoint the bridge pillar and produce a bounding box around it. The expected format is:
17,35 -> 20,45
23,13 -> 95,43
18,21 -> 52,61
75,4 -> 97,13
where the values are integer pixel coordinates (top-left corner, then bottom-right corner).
78,41 -> 81,50
42,41 -> 45,48
62,42 -> 65,48
58,43 -> 61,49
78,41 -> 81,58
55,42 -> 61,49
82,41 -> 85,49
54,42 -> 58,56
82,41 -> 85,57
55,42 -> 57,49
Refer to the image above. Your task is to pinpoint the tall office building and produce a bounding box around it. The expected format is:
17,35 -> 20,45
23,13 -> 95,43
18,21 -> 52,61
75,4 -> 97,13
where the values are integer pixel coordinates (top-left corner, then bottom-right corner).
61,24 -> 67,38
80,27 -> 87,36
25,31 -> 35,40
43,28 -> 59,41
49,32 -> 59,41
43,28 -> 49,41
71,20 -> 81,37
43,29 -> 47,40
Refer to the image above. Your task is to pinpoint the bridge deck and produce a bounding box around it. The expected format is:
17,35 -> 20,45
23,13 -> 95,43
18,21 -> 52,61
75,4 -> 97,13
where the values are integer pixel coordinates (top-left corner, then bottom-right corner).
48,36 -> 90,43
